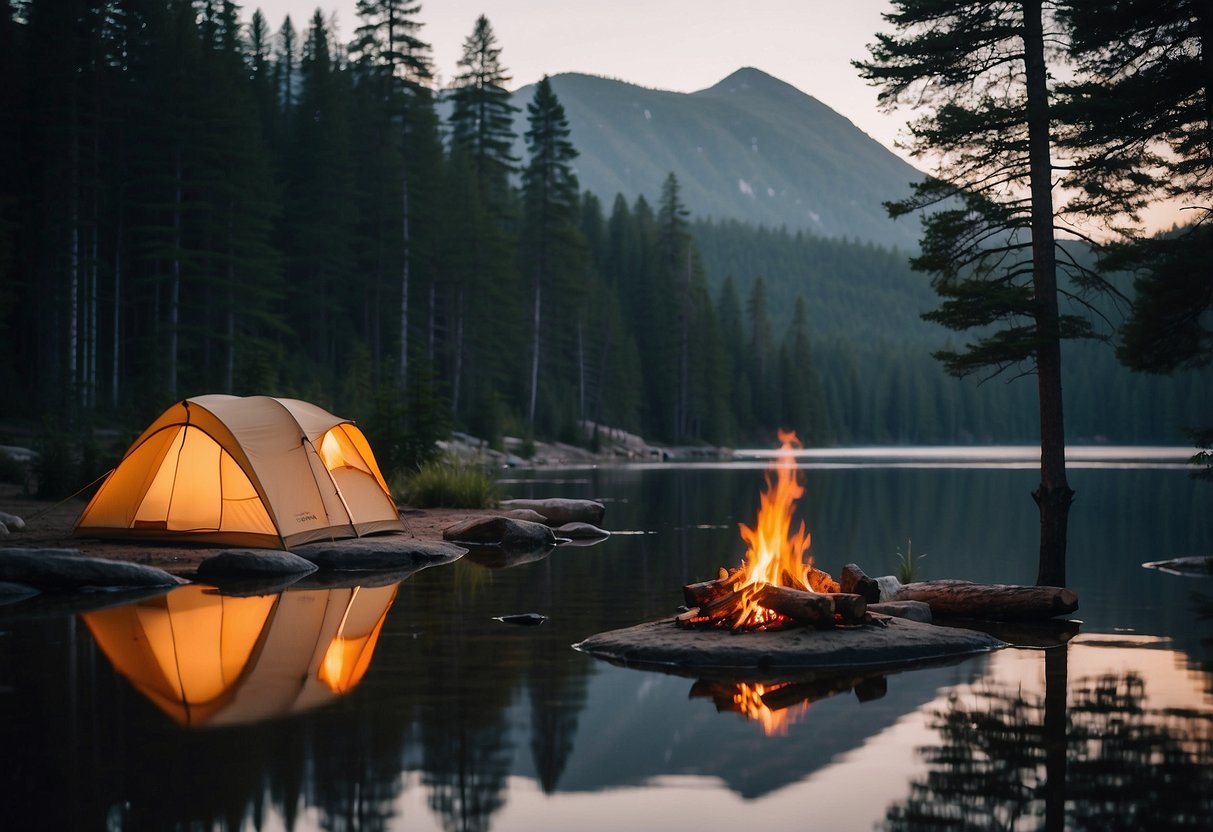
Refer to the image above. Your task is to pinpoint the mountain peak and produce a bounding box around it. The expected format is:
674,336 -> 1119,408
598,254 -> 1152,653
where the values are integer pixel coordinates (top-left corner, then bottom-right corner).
701,67 -> 795,96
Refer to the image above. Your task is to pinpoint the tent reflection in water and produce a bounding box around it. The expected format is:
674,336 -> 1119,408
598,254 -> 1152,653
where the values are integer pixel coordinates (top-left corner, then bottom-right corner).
74,394 -> 404,548
82,583 -> 399,727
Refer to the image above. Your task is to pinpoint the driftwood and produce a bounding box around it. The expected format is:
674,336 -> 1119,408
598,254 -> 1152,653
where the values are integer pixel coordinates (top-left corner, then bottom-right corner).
881,577 -> 1078,620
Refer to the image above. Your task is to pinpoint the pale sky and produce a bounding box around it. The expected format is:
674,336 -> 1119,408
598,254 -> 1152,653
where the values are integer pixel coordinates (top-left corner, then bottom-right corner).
246,0 -> 910,158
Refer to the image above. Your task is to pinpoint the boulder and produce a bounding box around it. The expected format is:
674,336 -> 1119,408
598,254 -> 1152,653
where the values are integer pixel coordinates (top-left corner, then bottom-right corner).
504,508 -> 548,524
294,534 -> 466,573
0,522 -> 7,535
197,548 -> 319,579
0,548 -> 185,590
443,516 -> 556,550
498,498 -> 605,526
575,616 -> 1004,672
555,522 -> 610,540
869,600 -> 933,623
0,511 -> 26,532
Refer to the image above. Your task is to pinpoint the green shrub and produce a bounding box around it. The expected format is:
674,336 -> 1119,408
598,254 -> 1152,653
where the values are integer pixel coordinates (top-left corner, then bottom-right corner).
393,458 -> 500,509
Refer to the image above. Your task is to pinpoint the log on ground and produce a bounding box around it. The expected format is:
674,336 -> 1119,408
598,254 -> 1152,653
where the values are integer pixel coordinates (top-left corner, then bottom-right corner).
888,579 -> 1078,620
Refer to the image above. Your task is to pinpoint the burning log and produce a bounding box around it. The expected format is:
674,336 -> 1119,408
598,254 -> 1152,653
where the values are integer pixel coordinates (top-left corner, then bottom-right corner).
683,570 -> 743,608
751,584 -> 836,627
880,577 -> 1078,620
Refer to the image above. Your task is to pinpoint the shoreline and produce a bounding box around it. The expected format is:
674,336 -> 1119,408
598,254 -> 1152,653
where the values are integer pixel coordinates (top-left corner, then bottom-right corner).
0,483 -> 501,577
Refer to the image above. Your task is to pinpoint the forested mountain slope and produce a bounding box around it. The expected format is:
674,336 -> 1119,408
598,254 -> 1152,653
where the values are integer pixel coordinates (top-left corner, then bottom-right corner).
512,69 -> 923,249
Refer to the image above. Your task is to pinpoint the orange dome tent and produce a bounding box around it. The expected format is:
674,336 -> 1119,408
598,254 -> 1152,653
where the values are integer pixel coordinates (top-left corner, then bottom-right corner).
75,395 -> 404,548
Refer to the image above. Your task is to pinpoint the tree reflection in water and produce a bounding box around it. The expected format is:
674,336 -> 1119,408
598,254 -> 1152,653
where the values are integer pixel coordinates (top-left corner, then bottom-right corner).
884,645 -> 1213,831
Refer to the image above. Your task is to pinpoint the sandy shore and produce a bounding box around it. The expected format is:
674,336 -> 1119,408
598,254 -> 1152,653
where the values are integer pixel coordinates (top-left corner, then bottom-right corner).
0,483 -> 494,577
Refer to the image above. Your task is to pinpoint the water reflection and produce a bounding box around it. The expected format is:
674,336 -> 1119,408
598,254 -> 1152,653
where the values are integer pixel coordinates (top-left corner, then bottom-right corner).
83,583 -> 398,727
883,638 -> 1213,831
690,673 -> 888,736
1,462 -> 1210,831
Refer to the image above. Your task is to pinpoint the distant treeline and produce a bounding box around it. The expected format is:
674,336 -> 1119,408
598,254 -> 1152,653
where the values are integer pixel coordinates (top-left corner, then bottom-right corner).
0,1 -> 1203,479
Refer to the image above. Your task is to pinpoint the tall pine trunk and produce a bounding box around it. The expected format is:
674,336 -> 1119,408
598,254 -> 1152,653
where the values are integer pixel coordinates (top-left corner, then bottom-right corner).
111,213 -> 121,408
1023,0 -> 1073,587
398,165 -> 409,389
528,274 -> 542,427
169,148 -> 181,401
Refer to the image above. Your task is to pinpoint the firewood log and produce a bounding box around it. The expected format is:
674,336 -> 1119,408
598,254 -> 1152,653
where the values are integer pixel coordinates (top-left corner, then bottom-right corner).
840,563 -> 881,603
684,572 -> 742,607
880,578 -> 1078,620
751,584 -> 837,627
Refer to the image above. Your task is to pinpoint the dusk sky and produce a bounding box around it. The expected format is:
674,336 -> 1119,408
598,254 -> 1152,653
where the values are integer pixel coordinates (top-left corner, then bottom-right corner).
247,0 -> 910,159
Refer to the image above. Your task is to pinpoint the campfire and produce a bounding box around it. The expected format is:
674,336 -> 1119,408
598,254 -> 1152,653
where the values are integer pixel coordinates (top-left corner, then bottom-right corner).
677,431 -> 870,632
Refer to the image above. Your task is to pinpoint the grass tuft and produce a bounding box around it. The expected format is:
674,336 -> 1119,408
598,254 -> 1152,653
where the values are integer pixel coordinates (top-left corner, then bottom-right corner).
393,458 -> 500,509
895,538 -> 926,584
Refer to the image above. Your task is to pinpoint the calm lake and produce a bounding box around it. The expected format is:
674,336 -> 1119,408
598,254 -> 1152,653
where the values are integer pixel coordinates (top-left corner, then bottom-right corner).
2,447 -> 1211,831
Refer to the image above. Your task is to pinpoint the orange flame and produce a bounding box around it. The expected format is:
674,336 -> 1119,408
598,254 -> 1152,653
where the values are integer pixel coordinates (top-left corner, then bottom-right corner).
731,682 -> 809,736
731,430 -> 820,629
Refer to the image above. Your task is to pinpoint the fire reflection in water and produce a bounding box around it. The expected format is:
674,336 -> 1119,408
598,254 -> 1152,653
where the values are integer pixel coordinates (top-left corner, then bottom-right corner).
691,673 -> 889,736
82,582 -> 398,727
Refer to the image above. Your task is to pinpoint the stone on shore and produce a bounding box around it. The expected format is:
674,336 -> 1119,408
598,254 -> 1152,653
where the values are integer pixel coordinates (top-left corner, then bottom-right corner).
555,522 -> 610,540
0,548 -> 185,590
503,509 -> 548,524
498,498 -> 605,526
294,535 -> 466,572
575,616 -> 1003,672
197,548 -> 319,579
443,516 -> 556,549
0,511 -> 26,532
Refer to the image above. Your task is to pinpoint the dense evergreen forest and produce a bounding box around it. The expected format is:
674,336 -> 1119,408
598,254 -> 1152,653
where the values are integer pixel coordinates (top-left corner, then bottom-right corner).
0,0 -> 1205,486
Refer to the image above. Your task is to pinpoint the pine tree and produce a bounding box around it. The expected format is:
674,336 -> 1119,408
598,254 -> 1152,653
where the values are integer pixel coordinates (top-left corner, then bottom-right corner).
1057,0 -> 1212,475
856,0 -> 1103,586
520,76 -> 583,429
351,0 -> 431,390
658,172 -> 693,440
445,14 -> 518,417
448,15 -> 517,207
284,9 -> 357,397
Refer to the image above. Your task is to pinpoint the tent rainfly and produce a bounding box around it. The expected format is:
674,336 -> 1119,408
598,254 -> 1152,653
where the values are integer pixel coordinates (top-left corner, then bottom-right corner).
75,395 -> 404,548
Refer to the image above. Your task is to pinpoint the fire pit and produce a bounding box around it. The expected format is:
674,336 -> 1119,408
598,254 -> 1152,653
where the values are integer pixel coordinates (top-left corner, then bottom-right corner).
575,432 -> 1014,671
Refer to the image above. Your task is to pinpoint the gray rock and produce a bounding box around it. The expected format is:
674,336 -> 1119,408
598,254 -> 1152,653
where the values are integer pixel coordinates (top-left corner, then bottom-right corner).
869,600 -> 933,623
498,498 -> 605,526
443,516 -> 557,550
575,616 -> 1003,672
504,508 -> 548,523
0,548 -> 185,590
294,534 -> 466,573
197,549 -> 319,579
0,522 -> 8,536
555,522 -> 610,540
0,511 -> 25,532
